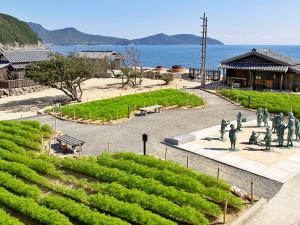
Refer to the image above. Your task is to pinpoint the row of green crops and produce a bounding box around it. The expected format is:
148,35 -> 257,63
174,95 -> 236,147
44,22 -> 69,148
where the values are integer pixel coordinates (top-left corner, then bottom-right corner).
0,124 -> 42,143
0,208 -> 24,225
19,151 -> 217,224
219,89 -> 300,118
112,152 -> 230,191
98,153 -> 243,209
56,89 -> 204,121
0,187 -> 72,225
41,195 -> 130,225
0,157 -> 179,225
49,156 -> 224,214
90,182 -> 211,223
0,171 -> 41,199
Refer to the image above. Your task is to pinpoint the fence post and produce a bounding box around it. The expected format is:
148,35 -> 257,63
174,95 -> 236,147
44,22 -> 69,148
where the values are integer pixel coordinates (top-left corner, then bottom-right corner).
89,111 -> 92,121
223,199 -> 228,224
251,181 -> 254,204
48,142 -> 51,155
73,109 -> 76,120
164,148 -> 168,161
107,142 -> 110,152
186,156 -> 189,168
128,104 -> 131,119
142,134 -> 148,155
54,118 -> 57,132
217,167 -> 220,180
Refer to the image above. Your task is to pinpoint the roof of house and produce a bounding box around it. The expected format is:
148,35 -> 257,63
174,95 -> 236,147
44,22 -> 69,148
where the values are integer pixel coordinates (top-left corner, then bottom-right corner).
76,51 -> 120,60
220,49 -> 300,74
0,48 -> 51,70
1,49 -> 51,64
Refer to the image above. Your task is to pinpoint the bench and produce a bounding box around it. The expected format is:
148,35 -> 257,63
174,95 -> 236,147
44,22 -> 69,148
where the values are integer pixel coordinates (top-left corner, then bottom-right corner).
139,105 -> 163,116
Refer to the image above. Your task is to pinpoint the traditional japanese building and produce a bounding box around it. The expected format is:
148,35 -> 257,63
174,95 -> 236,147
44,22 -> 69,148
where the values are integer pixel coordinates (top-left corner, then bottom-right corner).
0,48 -> 51,89
220,49 -> 300,91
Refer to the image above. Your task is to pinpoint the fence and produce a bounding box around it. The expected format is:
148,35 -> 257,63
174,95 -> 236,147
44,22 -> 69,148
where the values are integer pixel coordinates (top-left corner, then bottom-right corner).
0,79 -> 36,89
189,68 -> 221,81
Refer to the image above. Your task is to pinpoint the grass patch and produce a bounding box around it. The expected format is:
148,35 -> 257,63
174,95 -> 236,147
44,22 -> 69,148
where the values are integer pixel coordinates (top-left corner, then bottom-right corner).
55,89 -> 204,121
219,89 -> 300,118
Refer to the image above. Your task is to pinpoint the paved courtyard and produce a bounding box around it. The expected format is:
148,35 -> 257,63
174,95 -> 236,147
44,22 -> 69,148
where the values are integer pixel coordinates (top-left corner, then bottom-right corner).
167,119 -> 300,183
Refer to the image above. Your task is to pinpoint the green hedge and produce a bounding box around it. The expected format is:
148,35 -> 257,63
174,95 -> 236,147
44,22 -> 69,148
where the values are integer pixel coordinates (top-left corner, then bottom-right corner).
57,89 -> 204,121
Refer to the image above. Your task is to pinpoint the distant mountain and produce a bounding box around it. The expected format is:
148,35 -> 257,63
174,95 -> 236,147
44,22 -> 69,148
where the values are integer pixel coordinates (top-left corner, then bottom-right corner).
28,22 -> 223,45
131,33 -> 223,45
0,14 -> 40,46
28,22 -> 130,45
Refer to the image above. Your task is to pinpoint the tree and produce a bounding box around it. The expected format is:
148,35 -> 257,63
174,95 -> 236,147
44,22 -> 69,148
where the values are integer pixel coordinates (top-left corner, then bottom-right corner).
120,47 -> 142,87
26,54 -> 98,102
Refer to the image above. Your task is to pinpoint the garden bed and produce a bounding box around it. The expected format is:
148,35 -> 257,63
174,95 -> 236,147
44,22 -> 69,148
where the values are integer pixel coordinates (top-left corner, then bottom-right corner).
219,89 -> 300,118
51,89 -> 205,124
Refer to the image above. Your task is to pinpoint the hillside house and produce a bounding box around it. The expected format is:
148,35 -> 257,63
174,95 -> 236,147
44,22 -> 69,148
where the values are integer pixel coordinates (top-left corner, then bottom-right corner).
220,49 -> 300,91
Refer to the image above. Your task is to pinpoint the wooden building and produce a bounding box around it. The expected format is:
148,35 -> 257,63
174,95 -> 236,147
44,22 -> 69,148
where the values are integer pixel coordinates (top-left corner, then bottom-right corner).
220,49 -> 300,91
0,49 -> 51,89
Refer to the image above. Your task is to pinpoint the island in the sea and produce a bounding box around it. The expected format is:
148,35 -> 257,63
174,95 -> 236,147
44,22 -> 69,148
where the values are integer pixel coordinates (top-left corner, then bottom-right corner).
28,22 -> 223,46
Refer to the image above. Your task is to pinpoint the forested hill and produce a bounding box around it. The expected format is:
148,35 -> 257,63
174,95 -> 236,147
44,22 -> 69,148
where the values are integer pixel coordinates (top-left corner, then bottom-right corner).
0,13 -> 41,46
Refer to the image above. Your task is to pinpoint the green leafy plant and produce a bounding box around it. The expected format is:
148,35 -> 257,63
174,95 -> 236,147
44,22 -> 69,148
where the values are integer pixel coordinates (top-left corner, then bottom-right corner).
0,208 -> 24,225
0,187 -> 72,225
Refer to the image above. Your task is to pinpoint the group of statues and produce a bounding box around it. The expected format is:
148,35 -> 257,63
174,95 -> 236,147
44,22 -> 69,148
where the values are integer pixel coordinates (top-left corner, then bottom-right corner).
220,109 -> 300,151
220,112 -> 244,151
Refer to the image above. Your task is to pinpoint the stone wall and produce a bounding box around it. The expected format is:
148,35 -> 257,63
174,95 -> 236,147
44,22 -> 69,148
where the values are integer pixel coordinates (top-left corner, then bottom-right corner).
0,85 -> 48,97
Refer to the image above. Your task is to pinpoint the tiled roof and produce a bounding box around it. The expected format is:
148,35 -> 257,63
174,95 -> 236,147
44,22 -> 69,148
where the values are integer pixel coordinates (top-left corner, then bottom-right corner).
11,63 -> 29,70
0,63 -> 10,69
76,51 -> 120,60
2,49 -> 51,64
221,49 -> 300,67
219,63 -> 289,73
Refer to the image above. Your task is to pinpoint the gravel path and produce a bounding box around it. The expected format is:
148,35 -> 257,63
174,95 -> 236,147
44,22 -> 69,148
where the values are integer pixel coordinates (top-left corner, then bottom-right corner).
33,89 -> 282,200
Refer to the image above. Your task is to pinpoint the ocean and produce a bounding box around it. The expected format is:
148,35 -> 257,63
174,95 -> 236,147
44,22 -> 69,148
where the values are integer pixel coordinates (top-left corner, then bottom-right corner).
48,45 -> 300,69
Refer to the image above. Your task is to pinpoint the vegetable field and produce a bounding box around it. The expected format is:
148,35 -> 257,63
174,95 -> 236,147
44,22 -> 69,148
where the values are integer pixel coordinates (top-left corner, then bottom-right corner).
55,89 -> 204,121
0,120 -> 244,225
219,89 -> 300,118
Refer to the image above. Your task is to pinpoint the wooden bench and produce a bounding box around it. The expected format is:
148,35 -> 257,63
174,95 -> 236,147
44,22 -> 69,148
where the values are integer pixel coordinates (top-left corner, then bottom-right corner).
139,105 -> 163,116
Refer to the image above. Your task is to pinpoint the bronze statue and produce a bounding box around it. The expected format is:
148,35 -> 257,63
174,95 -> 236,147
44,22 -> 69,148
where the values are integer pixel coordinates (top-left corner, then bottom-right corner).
272,112 -> 284,134
264,127 -> 272,151
229,124 -> 238,151
256,109 -> 264,127
287,112 -> 296,147
277,122 -> 286,147
295,119 -> 300,141
237,112 -> 242,131
220,119 -> 230,141
263,109 -> 270,127
249,131 -> 259,145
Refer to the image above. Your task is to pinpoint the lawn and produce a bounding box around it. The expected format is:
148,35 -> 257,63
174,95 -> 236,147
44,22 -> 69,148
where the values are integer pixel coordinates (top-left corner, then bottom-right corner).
219,89 -> 300,118
55,89 -> 204,121
0,120 -> 245,225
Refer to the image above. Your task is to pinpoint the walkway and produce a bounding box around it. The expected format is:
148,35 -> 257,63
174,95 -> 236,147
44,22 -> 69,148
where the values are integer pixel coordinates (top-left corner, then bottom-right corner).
245,173 -> 300,225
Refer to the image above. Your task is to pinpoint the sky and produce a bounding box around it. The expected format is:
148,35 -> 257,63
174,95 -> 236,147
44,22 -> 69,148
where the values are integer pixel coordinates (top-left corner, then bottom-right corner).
1,0 -> 300,45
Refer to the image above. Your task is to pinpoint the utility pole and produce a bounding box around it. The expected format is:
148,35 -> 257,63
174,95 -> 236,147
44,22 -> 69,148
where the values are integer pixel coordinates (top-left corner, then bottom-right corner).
200,13 -> 208,87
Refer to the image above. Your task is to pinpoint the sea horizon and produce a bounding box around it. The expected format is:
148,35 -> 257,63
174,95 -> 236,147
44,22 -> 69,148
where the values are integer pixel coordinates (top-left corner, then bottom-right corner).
48,44 -> 300,69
